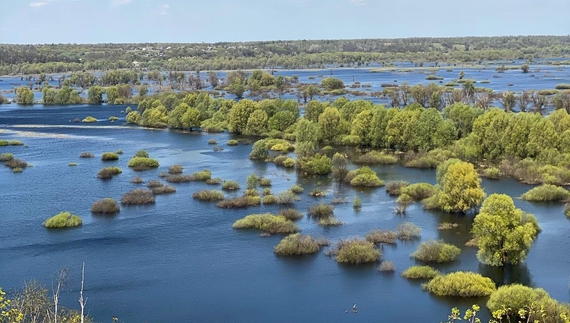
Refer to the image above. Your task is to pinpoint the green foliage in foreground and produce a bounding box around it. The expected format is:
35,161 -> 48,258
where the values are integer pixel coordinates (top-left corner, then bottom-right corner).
274,234 -> 327,256
127,157 -> 159,169
43,211 -> 82,228
232,213 -> 298,234
425,271 -> 496,297
401,265 -> 440,279
520,184 -> 570,201
411,239 -> 461,263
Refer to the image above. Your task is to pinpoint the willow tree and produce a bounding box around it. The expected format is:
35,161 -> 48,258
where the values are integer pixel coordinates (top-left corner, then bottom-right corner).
438,161 -> 485,213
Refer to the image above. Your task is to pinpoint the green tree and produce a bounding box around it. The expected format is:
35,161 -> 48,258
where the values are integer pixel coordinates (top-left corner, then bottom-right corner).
521,63 -> 530,73
245,109 -> 269,136
228,100 -> 257,134
0,287 -> 23,323
208,72 -> 219,88
295,118 -> 319,145
227,78 -> 246,98
321,77 -> 344,90
268,111 -> 296,132
351,109 -> 374,146
87,86 -> 103,104
526,118 -> 559,158
414,108 -> 444,150
471,108 -> 511,160
106,86 -> 119,104
443,103 -> 483,138
16,86 -> 34,105
305,100 -> 326,123
246,173 -> 259,189
438,161 -> 485,213
318,107 -> 342,144
138,85 -> 148,97
332,152 -> 348,186
472,194 -> 538,266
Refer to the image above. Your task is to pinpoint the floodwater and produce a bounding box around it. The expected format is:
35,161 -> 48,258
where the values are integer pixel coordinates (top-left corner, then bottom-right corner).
1,103 -> 569,322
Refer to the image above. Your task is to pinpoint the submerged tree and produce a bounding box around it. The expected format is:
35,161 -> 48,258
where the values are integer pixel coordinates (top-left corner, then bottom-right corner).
438,161 -> 485,213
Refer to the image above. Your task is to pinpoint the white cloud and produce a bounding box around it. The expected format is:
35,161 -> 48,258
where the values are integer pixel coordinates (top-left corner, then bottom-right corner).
29,1 -> 48,7
349,0 -> 367,5
111,0 -> 132,6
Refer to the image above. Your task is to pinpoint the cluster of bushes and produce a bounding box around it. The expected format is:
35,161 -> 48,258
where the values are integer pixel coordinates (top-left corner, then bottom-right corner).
222,181 -> 240,190
401,183 -> 436,200
274,234 -> 328,256
91,198 -> 120,214
232,213 -> 298,234
165,174 -> 194,183
191,169 -> 212,181
168,164 -> 183,174
355,151 -> 398,165
0,153 -> 14,162
146,181 -> 176,194
520,184 -> 570,202
385,181 -> 409,196
424,271 -> 496,297
101,152 -> 119,161
97,166 -> 122,179
410,240 -> 461,263
365,229 -> 397,245
192,190 -> 224,201
401,265 -> 440,279
128,157 -> 159,170
273,155 -> 296,168
4,157 -> 28,172
217,196 -> 260,208
328,238 -> 381,264
344,166 -> 384,187
277,208 -> 304,221
121,189 -> 155,205
397,222 -> 422,240
43,211 -> 82,228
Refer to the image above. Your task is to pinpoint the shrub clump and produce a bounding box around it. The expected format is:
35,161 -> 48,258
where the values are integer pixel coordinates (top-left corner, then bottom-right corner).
82,116 -> 97,123
79,152 -> 94,158
168,164 -> 183,174
410,240 -> 461,263
121,189 -> 155,205
207,139 -> 218,145
68,162 -> 77,166
397,222 -> 421,240
259,178 -> 272,186
277,208 -> 304,221
0,153 -> 14,162
4,158 -> 27,169
345,166 -> 385,187
206,178 -> 222,185
274,234 -> 327,256
227,140 -> 239,146
101,152 -> 119,161
275,191 -> 299,204
365,230 -> 397,245
385,181 -> 409,196
308,203 -> 334,219
135,150 -> 149,158
217,196 -> 260,208
222,181 -> 240,190
318,217 -> 343,226
151,185 -> 176,195
97,166 -> 122,179
401,265 -> 440,279
43,211 -> 82,228
283,158 -> 295,168
262,195 -> 277,204
309,188 -> 326,197
232,213 -> 298,234
146,180 -> 164,188
378,261 -> 396,273
128,157 -> 159,170
484,167 -> 500,179
331,239 -> 381,264
355,151 -> 398,165
401,183 -> 436,200
191,169 -> 211,181
520,184 -> 570,202
165,174 -> 194,183
289,184 -> 304,193
8,140 -> 24,146
91,198 -> 120,214
193,190 -> 225,201
425,271 -> 496,297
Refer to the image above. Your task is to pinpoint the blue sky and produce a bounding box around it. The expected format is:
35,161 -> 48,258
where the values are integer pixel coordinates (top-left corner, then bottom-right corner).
0,0 -> 569,44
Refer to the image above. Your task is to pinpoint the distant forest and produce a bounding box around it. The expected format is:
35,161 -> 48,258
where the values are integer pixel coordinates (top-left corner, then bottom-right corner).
1,36 -> 569,74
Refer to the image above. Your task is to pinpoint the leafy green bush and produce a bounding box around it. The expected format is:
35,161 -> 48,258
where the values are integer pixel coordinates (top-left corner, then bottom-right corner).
274,234 -> 327,256
109,116 -> 119,122
397,193 -> 413,205
193,190 -> 224,201
300,154 -> 332,175
206,178 -> 222,185
401,266 -> 440,279
244,188 -> 259,197
191,169 -> 211,181
345,166 -> 384,187
101,152 -> 119,161
289,184 -> 304,193
232,213 -> 298,234
308,203 -> 334,219
217,196 -> 260,208
207,139 -> 218,145
273,155 -> 288,166
397,222 -> 421,240
91,198 -> 120,214
222,181 -> 240,190
411,240 -> 461,263
260,178 -> 272,186
44,211 -> 82,228
168,164 -> 183,174
277,208 -> 304,221
365,229 -> 397,245
385,181 -> 409,196
121,189 -> 155,205
520,184 -> 570,201
0,153 -> 14,162
378,261 -> 396,273
402,183 -> 436,200
425,272 -> 496,297
82,116 -> 97,123
283,158 -> 295,168
355,151 -> 398,165
135,150 -> 149,158
332,239 -> 381,264
353,196 -> 362,209
227,140 -> 239,146
127,157 -> 159,170
262,195 -> 277,204
165,174 -> 194,183
79,152 -> 94,158
97,166 -> 122,179
12,167 -> 23,173
484,167 -> 500,179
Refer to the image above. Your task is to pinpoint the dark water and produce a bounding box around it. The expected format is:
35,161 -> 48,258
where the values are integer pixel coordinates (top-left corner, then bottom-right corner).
1,104 -> 569,323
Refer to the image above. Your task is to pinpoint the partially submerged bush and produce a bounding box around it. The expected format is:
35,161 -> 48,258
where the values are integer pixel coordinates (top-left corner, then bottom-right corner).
168,164 -> 183,174
378,261 -> 396,273
146,180 -> 164,188
227,140 -> 239,146
275,191 -> 299,204
244,188 -> 259,197
165,174 -> 193,183
396,193 -> 413,205
135,150 -> 149,158
68,162 -> 77,166
191,169 -> 211,181
91,198 -> 120,214
332,238 -> 381,264
97,166 -> 122,179
274,234 -> 327,256
520,184 -> 570,202
309,188 -> 326,197
401,183 -> 436,200
151,185 -> 176,194
425,272 -> 496,297
101,152 -> 119,161
193,190 -> 225,201
8,140 -> 24,146
397,222 -> 421,240
222,181 -> 240,190
484,167 -> 500,179
385,181 -> 409,196
289,184 -> 304,193
259,178 -> 272,186
128,157 -> 159,170
355,151 -> 398,165
262,195 -> 277,204
0,153 -> 14,162
262,188 -> 273,196
278,208 -> 304,221
121,189 -> 155,205
44,211 -> 82,228
401,266 -> 440,279
206,178 -> 222,185
318,217 -> 343,226
232,213 -> 298,234
283,158 -> 295,168
82,116 -> 97,123
308,203 -> 334,219
207,139 -> 218,145
411,240 -> 461,263
4,158 -> 27,169
365,229 -> 397,245
345,166 -> 385,187
217,196 -> 260,208
79,152 -> 94,158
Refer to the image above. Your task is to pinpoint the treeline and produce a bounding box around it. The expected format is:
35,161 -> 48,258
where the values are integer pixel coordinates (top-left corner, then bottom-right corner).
1,35 -> 568,74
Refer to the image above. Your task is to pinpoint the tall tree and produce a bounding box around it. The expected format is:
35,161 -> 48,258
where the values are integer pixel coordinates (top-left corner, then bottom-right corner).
438,161 -> 485,213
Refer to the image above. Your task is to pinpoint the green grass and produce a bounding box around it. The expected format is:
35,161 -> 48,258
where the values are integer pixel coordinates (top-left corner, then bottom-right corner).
8,140 -> 24,146
425,271 -> 496,297
91,198 -> 120,214
68,162 -> 77,166
355,151 -> 398,165
127,157 -> 159,170
44,211 -> 82,228
101,152 -> 119,161
193,190 -> 225,201
97,166 -> 122,179
232,213 -> 299,234
274,234 -> 328,256
411,240 -> 461,263
401,265 -> 440,279
520,184 -> 570,202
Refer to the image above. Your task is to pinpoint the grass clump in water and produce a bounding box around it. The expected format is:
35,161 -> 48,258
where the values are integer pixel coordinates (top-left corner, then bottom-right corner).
308,203 -> 334,219
232,213 -> 298,234
207,139 -> 218,145
289,184 -> 304,193
262,195 -> 277,204
193,190 -> 225,201
91,198 -> 120,214
68,162 -> 77,166
12,167 -> 23,173
401,265 -> 440,279
259,178 -> 272,186
191,169 -> 211,181
8,140 -> 24,146
217,196 -> 260,208
365,229 -> 397,245
128,157 -> 159,170
378,261 -> 396,273
168,164 -> 183,174
206,178 -> 222,185
275,191 -> 299,204
385,181 -> 409,196
44,211 -> 82,228
222,181 -> 240,190
130,176 -> 143,184
274,234 -> 328,256
355,151 -> 398,165
79,152 -> 94,158
151,185 -> 176,195
401,183 -> 436,200
0,153 -> 14,162
411,239 -> 461,263
425,271 -> 496,297
520,184 -> 570,201
135,150 -> 149,158
97,166 -> 122,179
329,238 -> 381,264
318,217 -> 343,226
121,189 -> 155,205
397,222 -> 421,240
277,208 -> 304,221
165,174 -> 194,183
227,140 -> 239,146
